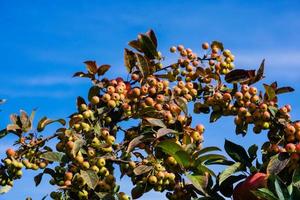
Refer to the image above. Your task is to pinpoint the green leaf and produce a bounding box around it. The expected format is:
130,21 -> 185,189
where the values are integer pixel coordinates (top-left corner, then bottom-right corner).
197,165 -> 217,177
0,129 -> 8,139
34,173 -> 43,186
235,121 -> 248,136
80,170 -> 98,189
248,144 -> 258,160
267,153 -> 290,175
97,64 -> 110,76
157,139 -> 182,155
133,165 -> 153,176
37,117 -> 66,132
145,117 -> 166,128
186,173 -> 208,196
275,178 -> 287,200
0,185 -> 12,194
252,188 -> 278,200
293,168 -> 300,189
224,139 -> 251,167
219,174 -> 246,197
174,150 -> 192,168
264,84 -> 276,100
210,111 -> 222,123
40,152 -> 65,162
88,86 -> 100,102
292,186 -> 300,199
196,154 -> 227,165
268,106 -> 278,118
197,146 -> 221,155
84,60 -> 98,74
124,48 -> 136,73
219,162 -> 243,184
157,140 -> 191,168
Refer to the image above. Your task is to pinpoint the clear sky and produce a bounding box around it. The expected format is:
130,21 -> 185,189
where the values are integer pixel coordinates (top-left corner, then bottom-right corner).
1,0 -> 300,199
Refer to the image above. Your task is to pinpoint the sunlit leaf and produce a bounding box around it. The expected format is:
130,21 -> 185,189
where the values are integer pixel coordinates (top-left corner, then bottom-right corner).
219,162 -> 243,184
133,165 -> 153,176
80,170 -> 98,189
37,117 -> 66,132
40,152 -> 65,162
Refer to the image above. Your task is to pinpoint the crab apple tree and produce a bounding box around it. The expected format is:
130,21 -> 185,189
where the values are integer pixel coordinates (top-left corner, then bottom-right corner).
1,30 -> 300,200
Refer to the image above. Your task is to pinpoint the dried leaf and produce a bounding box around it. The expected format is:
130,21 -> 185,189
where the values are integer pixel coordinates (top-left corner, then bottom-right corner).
97,64 -> 110,76
124,48 -> 136,73
84,61 -> 98,74
146,29 -> 157,48
133,165 -> 153,175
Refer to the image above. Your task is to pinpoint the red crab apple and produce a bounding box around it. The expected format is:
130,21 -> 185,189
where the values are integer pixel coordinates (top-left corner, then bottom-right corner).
233,172 -> 268,200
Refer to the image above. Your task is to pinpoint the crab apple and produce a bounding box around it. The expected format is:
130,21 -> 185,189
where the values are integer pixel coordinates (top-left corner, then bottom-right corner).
202,42 -> 209,50
97,158 -> 106,168
102,93 -> 111,102
170,46 -> 177,53
285,104 -> 292,112
233,173 -> 268,200
78,190 -> 88,200
195,124 -> 205,133
145,97 -> 154,106
106,135 -> 115,145
108,100 -> 117,108
191,131 -> 203,142
75,154 -> 84,164
285,124 -> 296,135
234,92 -> 243,100
285,143 -> 296,153
65,172 -> 73,181
296,143 -> 300,153
166,156 -> 177,166
79,103 -> 88,111
291,153 -> 300,161
6,148 -> 16,157
91,96 -> 100,104
259,103 -> 268,112
148,175 -> 158,185
39,162 -> 47,169
118,192 -> 130,200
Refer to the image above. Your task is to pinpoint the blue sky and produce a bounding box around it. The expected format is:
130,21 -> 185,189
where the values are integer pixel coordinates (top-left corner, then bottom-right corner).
1,0 -> 300,199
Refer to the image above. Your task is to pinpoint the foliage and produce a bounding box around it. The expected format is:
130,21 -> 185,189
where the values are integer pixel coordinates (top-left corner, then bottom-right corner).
0,30 -> 299,200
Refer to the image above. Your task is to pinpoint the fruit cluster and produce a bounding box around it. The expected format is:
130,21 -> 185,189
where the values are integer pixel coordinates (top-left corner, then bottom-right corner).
1,30 -> 300,200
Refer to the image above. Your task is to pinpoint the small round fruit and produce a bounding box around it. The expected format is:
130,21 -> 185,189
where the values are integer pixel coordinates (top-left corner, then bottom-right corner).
97,158 -> 106,168
91,96 -> 100,104
65,172 -> 73,181
202,42 -> 209,50
148,175 -> 158,185
285,143 -> 296,153
6,148 -> 16,157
